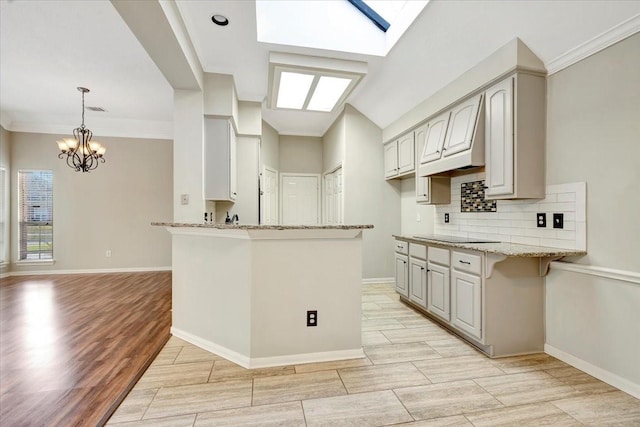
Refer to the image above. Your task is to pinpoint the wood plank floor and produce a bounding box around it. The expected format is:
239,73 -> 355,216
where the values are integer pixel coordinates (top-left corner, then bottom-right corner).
0,271 -> 172,426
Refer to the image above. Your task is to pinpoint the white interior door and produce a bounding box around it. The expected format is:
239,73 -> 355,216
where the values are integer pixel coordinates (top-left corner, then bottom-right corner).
281,174 -> 320,225
323,166 -> 343,225
261,166 -> 278,225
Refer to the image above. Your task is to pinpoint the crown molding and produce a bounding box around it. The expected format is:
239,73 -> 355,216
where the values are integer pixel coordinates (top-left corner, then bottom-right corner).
546,14 -> 640,75
2,118 -> 173,140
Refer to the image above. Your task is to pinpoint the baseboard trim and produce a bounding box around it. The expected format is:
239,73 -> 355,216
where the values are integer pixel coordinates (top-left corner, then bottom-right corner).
7,266 -> 172,277
171,327 -> 365,369
362,277 -> 394,285
546,14 -> 640,75
550,261 -> 640,286
545,344 -> 640,399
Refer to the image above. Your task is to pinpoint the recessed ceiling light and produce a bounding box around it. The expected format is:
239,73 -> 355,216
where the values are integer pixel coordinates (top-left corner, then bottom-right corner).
276,72 -> 314,110
307,76 -> 352,112
211,14 -> 229,26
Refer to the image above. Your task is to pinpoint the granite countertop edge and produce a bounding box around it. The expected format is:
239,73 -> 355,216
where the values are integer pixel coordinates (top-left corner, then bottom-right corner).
393,234 -> 587,258
152,222 -> 374,230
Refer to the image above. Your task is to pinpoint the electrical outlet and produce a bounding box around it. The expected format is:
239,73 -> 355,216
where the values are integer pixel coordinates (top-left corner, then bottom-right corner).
553,213 -> 564,229
444,213 -> 450,223
180,194 -> 189,205
306,310 -> 317,327
106,249 -> 112,257
536,213 -> 546,228
416,213 -> 421,222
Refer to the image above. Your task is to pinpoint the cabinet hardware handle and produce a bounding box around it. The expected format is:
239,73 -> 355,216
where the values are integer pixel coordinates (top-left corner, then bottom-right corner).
459,260 -> 471,265
397,244 -> 403,248
420,267 -> 425,270
435,150 -> 440,154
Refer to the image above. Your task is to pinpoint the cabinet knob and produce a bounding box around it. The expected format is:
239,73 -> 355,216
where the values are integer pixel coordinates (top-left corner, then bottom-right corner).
420,266 -> 425,270
397,244 -> 403,249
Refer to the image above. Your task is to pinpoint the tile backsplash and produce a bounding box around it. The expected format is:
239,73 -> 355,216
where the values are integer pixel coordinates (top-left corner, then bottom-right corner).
434,172 -> 586,250
461,180 -> 497,212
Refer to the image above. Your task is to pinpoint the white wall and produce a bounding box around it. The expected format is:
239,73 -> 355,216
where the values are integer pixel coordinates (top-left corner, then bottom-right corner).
174,89 -> 205,223
400,177 -> 435,236
544,33 -> 640,397
279,135 -> 323,174
342,105 -> 401,280
322,115 -> 345,173
9,131 -> 172,272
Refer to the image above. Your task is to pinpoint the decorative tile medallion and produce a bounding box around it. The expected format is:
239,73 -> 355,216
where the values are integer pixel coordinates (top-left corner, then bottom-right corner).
461,180 -> 497,212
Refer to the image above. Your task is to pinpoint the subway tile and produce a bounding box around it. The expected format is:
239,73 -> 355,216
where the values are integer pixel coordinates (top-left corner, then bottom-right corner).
557,192 -> 576,202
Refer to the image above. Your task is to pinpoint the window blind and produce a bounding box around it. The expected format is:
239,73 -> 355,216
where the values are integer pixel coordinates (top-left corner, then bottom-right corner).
18,170 -> 53,260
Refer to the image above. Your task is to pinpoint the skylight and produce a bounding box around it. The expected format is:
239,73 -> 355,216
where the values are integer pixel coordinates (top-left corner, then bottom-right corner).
268,52 -> 368,113
256,1 -> 429,57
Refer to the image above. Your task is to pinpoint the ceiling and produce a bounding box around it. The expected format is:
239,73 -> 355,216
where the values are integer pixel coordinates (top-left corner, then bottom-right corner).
1,1 -> 639,139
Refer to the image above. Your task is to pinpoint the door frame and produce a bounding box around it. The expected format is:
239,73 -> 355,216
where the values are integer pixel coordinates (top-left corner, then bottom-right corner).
279,173 -> 321,225
261,165 -> 279,225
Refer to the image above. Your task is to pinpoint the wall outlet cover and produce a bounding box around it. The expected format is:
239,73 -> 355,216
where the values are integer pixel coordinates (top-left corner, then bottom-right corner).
444,213 -> 450,223
306,310 -> 317,327
553,213 -> 564,229
537,213 -> 547,228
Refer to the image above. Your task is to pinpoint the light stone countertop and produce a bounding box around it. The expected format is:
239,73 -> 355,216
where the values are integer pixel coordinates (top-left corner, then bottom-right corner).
152,222 -> 374,230
393,234 -> 586,258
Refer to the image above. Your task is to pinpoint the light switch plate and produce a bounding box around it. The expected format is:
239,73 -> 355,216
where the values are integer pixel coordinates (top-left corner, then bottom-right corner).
553,213 -> 564,229
180,194 -> 189,205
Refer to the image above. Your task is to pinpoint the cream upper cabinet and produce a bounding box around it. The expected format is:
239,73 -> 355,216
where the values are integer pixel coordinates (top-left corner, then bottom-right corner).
485,78 -> 514,197
385,132 -> 415,179
442,93 -> 483,157
397,133 -> 415,174
415,122 -> 451,204
384,141 -> 399,178
420,112 -> 450,164
485,73 -> 546,199
204,118 -> 237,201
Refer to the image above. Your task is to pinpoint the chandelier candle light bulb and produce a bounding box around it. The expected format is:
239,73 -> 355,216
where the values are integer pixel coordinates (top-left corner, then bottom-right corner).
56,87 -> 106,172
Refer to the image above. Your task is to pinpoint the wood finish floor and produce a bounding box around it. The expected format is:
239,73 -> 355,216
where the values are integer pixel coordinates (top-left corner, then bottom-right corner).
0,271 -> 172,426
109,282 -> 640,426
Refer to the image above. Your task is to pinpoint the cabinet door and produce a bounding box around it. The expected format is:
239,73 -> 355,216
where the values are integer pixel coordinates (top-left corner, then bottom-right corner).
409,257 -> 427,308
451,270 -> 482,339
416,175 -> 430,203
427,262 -> 450,321
229,121 -> 237,201
384,141 -> 399,178
485,77 -> 514,197
420,112 -> 450,164
442,94 -> 482,157
397,133 -> 415,174
395,253 -> 409,297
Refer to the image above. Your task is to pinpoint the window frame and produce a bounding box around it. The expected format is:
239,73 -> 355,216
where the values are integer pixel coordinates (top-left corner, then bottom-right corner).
17,169 -> 54,262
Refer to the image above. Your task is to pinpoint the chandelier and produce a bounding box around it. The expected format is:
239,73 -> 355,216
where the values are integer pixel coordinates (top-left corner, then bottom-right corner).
56,87 -> 106,172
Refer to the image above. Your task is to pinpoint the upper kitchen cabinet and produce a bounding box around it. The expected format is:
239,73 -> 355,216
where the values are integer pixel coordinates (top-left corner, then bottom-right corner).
384,131 -> 415,179
415,122 -> 450,204
484,73 -> 546,199
442,93 -> 483,157
204,117 -> 237,201
419,111 -> 450,164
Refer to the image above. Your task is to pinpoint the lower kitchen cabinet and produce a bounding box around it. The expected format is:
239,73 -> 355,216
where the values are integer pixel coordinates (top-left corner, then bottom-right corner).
451,269 -> 482,339
393,238 -> 545,358
409,257 -> 427,308
427,262 -> 450,321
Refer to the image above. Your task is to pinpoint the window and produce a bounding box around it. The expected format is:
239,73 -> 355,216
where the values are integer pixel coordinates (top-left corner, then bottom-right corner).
18,170 -> 53,260
0,168 -> 6,263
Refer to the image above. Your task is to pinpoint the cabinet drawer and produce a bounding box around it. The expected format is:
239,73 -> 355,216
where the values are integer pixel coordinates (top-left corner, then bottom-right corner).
428,246 -> 450,266
452,251 -> 482,275
394,240 -> 408,255
409,243 -> 426,260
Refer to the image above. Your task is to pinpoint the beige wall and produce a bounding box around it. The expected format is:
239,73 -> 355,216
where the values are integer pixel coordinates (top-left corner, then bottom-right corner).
545,33 -> 640,396
279,135 -> 323,174
342,105 -> 401,280
261,121 -> 280,172
322,115 -> 345,173
547,33 -> 640,271
0,126 -> 10,274
9,131 -> 172,272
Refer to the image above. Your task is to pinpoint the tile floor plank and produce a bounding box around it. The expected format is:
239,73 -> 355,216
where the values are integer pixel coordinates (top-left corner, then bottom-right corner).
194,401 -> 305,426
252,370 -> 347,406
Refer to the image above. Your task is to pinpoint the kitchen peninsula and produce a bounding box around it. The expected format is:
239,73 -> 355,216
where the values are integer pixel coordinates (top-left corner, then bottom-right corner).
153,222 -> 373,368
